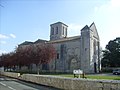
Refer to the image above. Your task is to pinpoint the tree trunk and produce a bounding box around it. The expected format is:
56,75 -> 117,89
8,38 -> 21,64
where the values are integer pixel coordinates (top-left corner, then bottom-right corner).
37,64 -> 40,75
19,65 -> 21,72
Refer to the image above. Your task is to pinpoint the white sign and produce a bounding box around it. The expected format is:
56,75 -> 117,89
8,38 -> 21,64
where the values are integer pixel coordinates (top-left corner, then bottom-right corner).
73,69 -> 83,74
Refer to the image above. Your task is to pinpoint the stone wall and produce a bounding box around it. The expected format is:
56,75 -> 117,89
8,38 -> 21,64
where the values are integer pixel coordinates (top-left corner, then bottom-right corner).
0,72 -> 120,90
20,74 -> 120,90
50,38 -> 81,72
0,71 -> 20,78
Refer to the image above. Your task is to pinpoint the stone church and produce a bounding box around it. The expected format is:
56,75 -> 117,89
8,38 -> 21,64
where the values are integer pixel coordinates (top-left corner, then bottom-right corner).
20,22 -> 101,73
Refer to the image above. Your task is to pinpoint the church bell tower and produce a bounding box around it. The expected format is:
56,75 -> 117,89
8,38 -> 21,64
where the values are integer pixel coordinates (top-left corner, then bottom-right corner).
50,22 -> 68,41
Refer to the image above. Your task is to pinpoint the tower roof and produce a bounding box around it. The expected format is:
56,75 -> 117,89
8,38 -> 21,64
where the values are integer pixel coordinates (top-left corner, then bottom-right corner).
81,25 -> 89,31
50,22 -> 68,27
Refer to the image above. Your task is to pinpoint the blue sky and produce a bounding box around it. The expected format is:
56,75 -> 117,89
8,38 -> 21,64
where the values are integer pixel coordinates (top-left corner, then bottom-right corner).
0,0 -> 120,54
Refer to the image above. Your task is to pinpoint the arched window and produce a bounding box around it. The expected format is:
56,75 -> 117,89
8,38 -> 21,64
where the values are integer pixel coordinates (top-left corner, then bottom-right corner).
94,40 -> 97,54
57,53 -> 59,59
51,27 -> 54,35
65,28 -> 67,36
56,27 -> 58,34
63,27 -> 64,35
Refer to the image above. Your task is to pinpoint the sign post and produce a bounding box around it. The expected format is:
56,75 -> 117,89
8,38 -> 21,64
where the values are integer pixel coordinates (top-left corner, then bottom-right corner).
73,69 -> 83,78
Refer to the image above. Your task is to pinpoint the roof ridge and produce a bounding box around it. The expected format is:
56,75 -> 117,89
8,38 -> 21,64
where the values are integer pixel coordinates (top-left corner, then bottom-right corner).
89,22 -> 95,28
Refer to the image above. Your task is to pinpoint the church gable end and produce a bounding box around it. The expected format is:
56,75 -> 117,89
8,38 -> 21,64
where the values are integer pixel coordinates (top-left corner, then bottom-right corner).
89,22 -> 99,40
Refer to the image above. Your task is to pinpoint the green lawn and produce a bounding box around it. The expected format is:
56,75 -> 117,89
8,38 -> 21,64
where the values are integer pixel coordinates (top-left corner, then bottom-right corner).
50,74 -> 120,80
86,75 -> 120,80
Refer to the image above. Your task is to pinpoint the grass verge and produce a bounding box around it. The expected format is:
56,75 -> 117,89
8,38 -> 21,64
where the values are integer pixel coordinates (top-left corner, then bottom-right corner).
50,74 -> 120,80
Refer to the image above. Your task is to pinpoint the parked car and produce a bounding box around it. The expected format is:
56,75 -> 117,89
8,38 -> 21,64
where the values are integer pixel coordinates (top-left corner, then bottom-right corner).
113,69 -> 120,75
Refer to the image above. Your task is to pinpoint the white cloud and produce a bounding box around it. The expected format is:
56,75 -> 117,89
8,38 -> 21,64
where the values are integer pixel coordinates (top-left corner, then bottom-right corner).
0,34 -> 9,39
93,0 -> 120,49
68,23 -> 82,37
0,34 -> 16,39
110,0 -> 120,8
10,34 -> 16,38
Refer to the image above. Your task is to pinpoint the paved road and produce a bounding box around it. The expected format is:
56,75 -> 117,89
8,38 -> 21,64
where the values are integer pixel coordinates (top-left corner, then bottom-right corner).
0,76 -> 60,90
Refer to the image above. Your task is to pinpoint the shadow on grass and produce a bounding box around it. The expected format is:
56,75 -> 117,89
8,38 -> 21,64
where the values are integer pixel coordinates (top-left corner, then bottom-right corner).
114,78 -> 120,80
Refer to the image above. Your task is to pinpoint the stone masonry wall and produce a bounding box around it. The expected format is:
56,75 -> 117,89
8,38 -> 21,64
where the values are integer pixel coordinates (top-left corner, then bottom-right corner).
0,72 -> 120,90
0,71 -> 20,78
